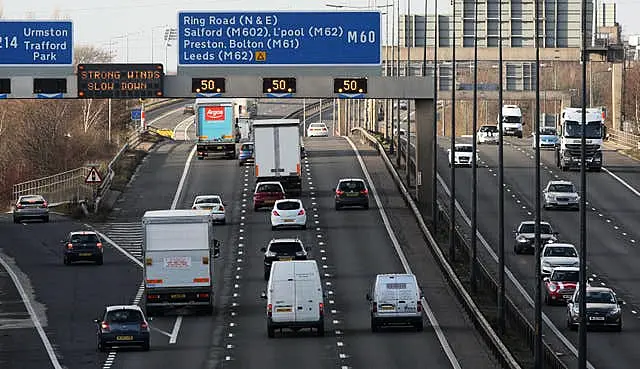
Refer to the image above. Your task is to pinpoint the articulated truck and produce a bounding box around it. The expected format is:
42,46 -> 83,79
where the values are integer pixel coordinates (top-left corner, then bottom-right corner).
194,99 -> 238,160
253,119 -> 302,195
142,210 -> 220,316
555,107 -> 605,171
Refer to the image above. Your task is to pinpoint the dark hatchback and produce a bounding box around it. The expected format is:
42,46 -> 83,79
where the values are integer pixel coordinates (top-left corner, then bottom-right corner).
62,231 -> 104,265
334,178 -> 369,210
95,305 -> 150,351
261,238 -> 308,280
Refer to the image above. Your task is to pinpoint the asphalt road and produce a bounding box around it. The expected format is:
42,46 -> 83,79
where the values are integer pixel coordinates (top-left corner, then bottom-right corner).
435,134 -> 640,369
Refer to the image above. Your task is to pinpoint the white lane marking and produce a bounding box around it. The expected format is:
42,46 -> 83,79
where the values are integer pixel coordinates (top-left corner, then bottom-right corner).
169,316 -> 183,344
152,327 -> 173,338
0,254 -> 64,369
602,167 -> 640,198
345,137 -> 462,369
436,173 -> 596,369
172,116 -> 195,140
90,229 -> 143,268
171,144 -> 198,210
147,107 -> 183,126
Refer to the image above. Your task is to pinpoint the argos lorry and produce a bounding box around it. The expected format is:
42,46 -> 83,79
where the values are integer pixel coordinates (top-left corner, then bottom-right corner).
194,98 -> 238,160
555,107 -> 604,171
253,119 -> 302,195
142,210 -> 220,316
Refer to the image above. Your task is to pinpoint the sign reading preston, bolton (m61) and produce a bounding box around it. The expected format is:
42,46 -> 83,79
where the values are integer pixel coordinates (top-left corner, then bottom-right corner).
178,11 -> 381,66
0,21 -> 73,65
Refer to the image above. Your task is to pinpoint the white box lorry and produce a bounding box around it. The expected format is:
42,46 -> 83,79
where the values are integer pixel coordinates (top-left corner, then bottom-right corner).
253,119 -> 302,195
142,210 -> 220,316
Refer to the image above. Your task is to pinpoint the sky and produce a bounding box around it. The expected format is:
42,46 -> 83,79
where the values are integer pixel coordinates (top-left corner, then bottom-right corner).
1,0 -> 638,72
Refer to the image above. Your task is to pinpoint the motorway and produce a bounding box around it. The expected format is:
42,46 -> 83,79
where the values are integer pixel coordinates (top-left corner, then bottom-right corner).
433,132 -> 640,368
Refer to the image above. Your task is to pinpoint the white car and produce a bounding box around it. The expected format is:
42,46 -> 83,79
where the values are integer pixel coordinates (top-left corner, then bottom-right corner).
448,143 -> 477,167
307,122 -> 329,137
271,199 -> 307,230
477,125 -> 500,145
191,195 -> 226,224
540,243 -> 580,277
543,180 -> 579,210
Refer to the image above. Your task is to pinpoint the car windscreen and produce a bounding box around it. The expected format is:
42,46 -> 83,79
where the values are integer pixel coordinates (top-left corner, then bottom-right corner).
455,146 -> 473,152
385,283 -> 408,289
19,197 -> 44,204
583,291 -> 616,304
549,184 -> 574,193
519,224 -> 552,234
257,184 -> 282,193
106,309 -> 143,323
338,181 -> 365,191
551,270 -> 579,282
544,247 -> 577,257
241,144 -> 253,151
480,126 -> 498,133
309,123 -> 326,128
195,197 -> 220,204
269,242 -> 303,254
71,234 -> 100,243
276,201 -> 301,210
540,128 -> 557,135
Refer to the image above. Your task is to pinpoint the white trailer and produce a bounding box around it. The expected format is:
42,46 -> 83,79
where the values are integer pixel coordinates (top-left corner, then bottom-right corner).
142,209 -> 220,316
253,119 -> 302,195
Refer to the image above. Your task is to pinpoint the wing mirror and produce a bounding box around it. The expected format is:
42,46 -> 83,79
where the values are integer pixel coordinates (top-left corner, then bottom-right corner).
93,318 -> 100,324
618,300 -> 625,306
543,277 -> 550,282
147,317 -> 154,322
260,247 -> 267,252
260,291 -> 267,299
366,293 -> 372,301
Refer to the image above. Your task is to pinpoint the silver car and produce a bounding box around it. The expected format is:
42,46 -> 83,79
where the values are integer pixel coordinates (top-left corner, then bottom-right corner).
13,195 -> 49,223
543,180 -> 579,210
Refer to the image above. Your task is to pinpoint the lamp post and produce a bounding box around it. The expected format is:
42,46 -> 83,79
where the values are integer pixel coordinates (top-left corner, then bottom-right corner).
163,28 -> 178,73
151,25 -> 169,63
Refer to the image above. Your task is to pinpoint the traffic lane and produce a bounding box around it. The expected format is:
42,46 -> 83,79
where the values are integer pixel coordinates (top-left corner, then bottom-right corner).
229,163 -> 338,369
309,137 -> 459,369
499,139 -> 640,303
439,138 -> 640,368
258,101 -> 302,117
504,138 -> 640,247
108,142 -> 195,222
0,215 -> 140,369
0,248 -> 54,369
112,141 -> 244,368
350,139 -> 497,368
602,145 -> 640,191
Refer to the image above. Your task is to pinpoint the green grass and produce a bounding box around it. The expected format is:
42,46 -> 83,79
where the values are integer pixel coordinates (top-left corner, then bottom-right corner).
621,148 -> 640,161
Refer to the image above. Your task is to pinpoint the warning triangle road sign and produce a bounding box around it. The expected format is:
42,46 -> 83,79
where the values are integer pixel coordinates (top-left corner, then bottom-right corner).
85,166 -> 103,184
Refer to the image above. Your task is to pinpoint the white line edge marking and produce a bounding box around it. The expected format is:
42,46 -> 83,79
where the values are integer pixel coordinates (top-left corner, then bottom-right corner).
172,116 -> 195,140
345,137 -> 462,369
602,167 -> 640,198
436,173 -> 596,369
171,144 -> 198,210
169,316 -> 183,344
0,254 -> 64,369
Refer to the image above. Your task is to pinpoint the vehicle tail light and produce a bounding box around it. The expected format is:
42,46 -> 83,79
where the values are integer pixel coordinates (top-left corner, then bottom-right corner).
197,293 -> 209,299
145,258 -> 153,266
100,321 -> 110,332
319,302 -> 324,316
336,190 -> 344,196
42,201 -> 48,208
272,210 -> 280,216
202,256 -> 209,264
219,206 -> 224,211
417,301 -> 422,312
372,303 -> 377,313
322,127 -> 327,131
140,322 -> 149,330
360,189 -> 369,195
66,243 -> 73,250
267,303 -> 273,317
16,203 -> 23,209
192,206 -> 197,210
96,242 -> 103,249
298,209 -> 305,215
147,294 -> 160,300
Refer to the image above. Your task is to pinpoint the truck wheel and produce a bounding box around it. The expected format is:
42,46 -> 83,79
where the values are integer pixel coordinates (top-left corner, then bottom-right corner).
267,322 -> 275,338
370,318 -> 379,333
95,256 -> 103,265
415,320 -> 424,332
42,216 -> 49,223
316,323 -> 325,336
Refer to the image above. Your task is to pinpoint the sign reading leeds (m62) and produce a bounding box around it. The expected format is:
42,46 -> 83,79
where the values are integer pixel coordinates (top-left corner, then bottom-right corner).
178,11 -> 380,66
0,21 -> 73,65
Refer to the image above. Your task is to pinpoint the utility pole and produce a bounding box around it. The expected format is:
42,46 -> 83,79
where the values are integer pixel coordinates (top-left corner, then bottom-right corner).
449,0 -> 457,262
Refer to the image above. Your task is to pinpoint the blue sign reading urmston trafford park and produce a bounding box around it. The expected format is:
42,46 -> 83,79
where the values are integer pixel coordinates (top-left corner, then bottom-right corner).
0,21 -> 73,65
178,11 -> 380,66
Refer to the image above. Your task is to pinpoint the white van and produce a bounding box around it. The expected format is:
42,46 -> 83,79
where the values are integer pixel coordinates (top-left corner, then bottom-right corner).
366,273 -> 424,332
261,260 -> 325,338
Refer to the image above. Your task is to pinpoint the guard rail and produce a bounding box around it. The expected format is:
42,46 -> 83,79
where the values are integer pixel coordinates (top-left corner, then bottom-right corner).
354,127 -> 568,369
608,130 -> 640,150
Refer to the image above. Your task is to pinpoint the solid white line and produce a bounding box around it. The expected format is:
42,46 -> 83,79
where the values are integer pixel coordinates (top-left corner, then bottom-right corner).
436,173 -> 596,369
172,116 -> 195,140
169,316 -> 183,344
171,144 -> 197,210
602,167 -> 640,198
86,226 -> 143,268
344,137 -> 462,369
0,254 -> 64,369
148,107 -> 183,126
183,119 -> 194,140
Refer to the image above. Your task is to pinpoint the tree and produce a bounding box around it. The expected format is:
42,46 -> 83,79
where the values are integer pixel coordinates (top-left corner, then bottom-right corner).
74,45 -> 114,133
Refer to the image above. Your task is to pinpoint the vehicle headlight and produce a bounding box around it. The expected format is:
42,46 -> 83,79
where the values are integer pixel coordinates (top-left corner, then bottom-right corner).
516,236 -> 528,243
608,307 -> 621,316
542,261 -> 551,267
573,305 -> 580,314
265,251 -> 276,257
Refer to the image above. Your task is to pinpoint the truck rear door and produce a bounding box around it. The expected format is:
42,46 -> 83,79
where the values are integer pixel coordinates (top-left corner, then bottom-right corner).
277,125 -> 301,176
271,279 -> 296,323
254,126 -> 276,178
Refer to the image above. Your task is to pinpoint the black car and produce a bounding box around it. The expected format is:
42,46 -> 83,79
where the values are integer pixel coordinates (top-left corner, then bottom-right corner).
567,286 -> 623,332
62,231 -> 104,265
334,178 -> 369,210
260,238 -> 308,280
513,221 -> 557,254
95,305 -> 150,351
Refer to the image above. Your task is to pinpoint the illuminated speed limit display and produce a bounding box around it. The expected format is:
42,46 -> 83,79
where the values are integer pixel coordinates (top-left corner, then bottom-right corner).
262,77 -> 296,94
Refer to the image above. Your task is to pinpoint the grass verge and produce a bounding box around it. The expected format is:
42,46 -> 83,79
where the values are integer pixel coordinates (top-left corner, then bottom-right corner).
620,148 -> 640,161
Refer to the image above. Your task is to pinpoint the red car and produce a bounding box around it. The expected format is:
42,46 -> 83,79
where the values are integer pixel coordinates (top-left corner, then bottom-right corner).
253,181 -> 285,211
543,267 -> 580,305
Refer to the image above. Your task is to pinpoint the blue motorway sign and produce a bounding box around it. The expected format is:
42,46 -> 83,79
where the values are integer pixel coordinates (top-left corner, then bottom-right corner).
131,108 -> 142,120
0,21 -> 73,65
178,11 -> 380,66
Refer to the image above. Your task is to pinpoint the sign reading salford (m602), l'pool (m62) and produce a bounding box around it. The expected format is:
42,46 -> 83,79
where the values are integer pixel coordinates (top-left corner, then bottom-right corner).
0,21 -> 73,65
178,11 -> 381,66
